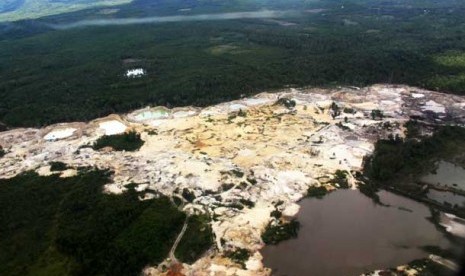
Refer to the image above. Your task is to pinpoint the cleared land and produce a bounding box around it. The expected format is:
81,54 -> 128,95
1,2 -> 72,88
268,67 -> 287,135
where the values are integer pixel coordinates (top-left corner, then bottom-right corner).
1,84 -> 465,275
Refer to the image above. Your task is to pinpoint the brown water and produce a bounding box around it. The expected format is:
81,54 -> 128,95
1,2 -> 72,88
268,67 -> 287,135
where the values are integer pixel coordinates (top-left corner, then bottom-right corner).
427,190 -> 465,207
261,190 -> 453,276
422,161 -> 465,190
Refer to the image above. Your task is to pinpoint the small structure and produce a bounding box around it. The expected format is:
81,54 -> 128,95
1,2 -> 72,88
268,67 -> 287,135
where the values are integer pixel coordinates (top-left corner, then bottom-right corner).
126,68 -> 146,78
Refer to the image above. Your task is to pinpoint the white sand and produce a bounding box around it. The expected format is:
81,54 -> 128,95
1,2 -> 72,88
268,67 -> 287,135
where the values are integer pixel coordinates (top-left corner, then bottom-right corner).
173,110 -> 196,118
422,100 -> 446,113
44,128 -> 76,140
103,183 -> 127,194
441,213 -> 465,238
99,120 -> 127,135
229,104 -> 248,111
411,93 -> 425,98
282,203 -> 300,218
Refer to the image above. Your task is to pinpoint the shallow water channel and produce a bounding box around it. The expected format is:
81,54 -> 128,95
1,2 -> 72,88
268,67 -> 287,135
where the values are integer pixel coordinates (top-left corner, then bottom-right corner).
261,190 -> 458,276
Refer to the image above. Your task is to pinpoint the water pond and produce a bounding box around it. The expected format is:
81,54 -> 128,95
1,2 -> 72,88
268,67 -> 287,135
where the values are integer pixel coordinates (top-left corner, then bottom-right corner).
421,161 -> 465,190
261,190 -> 460,276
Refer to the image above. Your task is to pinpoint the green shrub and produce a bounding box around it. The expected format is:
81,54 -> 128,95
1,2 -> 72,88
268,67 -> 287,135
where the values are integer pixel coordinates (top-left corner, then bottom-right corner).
175,215 -> 213,264
221,183 -> 235,191
93,131 -> 144,152
261,220 -> 300,245
332,170 -> 350,189
343,108 -> 355,114
371,109 -> 384,120
307,186 -> 328,199
224,248 -> 251,268
49,161 -> 68,171
275,98 -> 296,109
182,188 -> 195,202
239,199 -> 255,209
330,102 -> 341,118
270,210 -> 282,219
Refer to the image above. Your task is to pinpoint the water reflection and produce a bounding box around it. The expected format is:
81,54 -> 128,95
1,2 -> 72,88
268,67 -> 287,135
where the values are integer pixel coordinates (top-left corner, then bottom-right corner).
422,161 -> 465,190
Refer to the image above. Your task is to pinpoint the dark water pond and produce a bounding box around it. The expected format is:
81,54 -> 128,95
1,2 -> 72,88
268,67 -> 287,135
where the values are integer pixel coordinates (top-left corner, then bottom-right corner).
261,190 -> 455,276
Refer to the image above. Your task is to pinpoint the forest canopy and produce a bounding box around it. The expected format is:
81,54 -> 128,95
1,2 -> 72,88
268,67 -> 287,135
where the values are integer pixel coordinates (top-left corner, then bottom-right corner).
0,169 -> 213,275
1,0 -> 465,127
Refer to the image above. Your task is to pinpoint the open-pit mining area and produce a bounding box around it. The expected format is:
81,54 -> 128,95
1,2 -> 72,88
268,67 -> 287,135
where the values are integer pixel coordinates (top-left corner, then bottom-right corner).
1,84 -> 465,275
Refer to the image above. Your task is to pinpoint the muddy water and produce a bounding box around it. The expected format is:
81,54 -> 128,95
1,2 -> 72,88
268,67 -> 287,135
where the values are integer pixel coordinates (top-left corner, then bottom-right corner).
422,161 -> 465,189
427,190 -> 465,207
261,190 -> 453,276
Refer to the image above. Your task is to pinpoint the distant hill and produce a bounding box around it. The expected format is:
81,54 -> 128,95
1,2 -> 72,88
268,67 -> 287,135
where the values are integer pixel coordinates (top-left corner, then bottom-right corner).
0,0 -> 132,22
0,0 -> 25,14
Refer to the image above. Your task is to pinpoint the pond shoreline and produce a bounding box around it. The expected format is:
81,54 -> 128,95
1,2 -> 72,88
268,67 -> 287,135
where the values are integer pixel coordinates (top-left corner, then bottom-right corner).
261,189 -> 463,276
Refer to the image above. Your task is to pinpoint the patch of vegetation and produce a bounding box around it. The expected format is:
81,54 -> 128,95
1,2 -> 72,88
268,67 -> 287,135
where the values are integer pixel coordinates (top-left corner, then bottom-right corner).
331,170 -> 350,189
172,196 -> 183,207
221,183 -> 235,191
175,215 -> 213,264
237,181 -> 248,190
49,161 -> 68,171
405,120 -> 421,138
275,98 -> 296,109
343,107 -> 355,114
230,169 -> 244,178
370,109 -> 384,120
261,220 -> 300,245
90,198 -> 185,275
239,199 -> 255,209
0,169 -> 211,275
92,131 -> 144,152
246,176 -> 257,185
0,146 -> 5,158
237,109 -> 247,117
307,186 -> 329,199
181,188 -> 196,203
330,102 -> 341,119
226,202 -> 244,211
358,182 -> 380,203
270,210 -> 282,219
224,248 -> 250,269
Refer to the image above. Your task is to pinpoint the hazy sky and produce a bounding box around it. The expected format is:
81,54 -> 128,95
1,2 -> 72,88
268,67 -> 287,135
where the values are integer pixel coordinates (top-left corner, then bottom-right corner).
50,10 -> 295,30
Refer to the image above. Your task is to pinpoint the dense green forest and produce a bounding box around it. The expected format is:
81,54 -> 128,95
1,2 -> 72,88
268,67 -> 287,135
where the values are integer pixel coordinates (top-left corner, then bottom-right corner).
0,169 -> 213,275
0,0 -> 465,127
